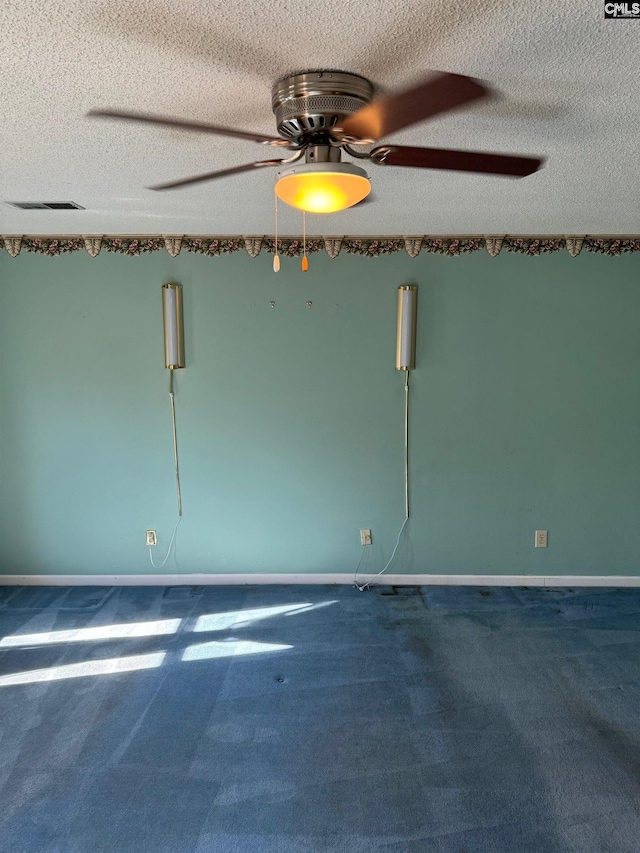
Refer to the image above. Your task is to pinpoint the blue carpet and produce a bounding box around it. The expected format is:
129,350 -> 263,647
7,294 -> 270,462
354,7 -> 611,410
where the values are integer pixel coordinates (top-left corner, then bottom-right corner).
1,584 -> 640,852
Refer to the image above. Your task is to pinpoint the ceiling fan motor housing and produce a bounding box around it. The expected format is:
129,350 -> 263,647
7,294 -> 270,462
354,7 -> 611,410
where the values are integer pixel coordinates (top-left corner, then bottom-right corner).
272,71 -> 374,141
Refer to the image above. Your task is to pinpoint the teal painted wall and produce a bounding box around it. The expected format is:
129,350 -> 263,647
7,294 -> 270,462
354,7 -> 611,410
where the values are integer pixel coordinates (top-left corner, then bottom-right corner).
0,249 -> 639,577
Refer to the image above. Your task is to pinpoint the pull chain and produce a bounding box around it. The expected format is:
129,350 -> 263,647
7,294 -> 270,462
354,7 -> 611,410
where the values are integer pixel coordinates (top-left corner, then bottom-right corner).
273,189 -> 280,272
301,211 -> 309,272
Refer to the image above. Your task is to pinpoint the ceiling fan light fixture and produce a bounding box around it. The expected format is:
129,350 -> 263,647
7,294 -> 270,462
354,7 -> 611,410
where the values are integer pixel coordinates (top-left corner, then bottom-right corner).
275,162 -> 371,214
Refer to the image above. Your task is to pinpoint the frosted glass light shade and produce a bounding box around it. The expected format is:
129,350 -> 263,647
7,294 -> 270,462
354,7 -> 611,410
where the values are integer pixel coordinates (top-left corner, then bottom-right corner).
275,162 -> 371,213
162,283 -> 185,369
396,285 -> 417,370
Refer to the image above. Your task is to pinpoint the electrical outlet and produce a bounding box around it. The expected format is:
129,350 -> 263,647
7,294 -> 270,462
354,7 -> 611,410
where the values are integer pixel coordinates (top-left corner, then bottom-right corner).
535,530 -> 548,548
146,530 -> 157,547
360,529 -> 372,546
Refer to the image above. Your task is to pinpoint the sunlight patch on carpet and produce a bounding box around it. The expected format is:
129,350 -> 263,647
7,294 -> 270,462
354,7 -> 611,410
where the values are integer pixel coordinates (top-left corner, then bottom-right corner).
182,639 -> 292,661
0,618 -> 181,647
0,651 -> 166,687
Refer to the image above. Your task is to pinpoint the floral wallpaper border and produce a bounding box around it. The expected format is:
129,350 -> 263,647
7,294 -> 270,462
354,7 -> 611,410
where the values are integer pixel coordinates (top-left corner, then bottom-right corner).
2,235 -> 640,259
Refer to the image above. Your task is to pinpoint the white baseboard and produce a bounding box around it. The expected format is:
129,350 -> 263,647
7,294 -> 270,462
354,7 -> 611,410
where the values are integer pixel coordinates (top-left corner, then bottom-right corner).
0,573 -> 639,587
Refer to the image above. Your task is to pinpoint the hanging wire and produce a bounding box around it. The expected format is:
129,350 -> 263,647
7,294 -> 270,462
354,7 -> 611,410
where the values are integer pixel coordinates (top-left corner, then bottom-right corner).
149,516 -> 182,570
353,541 -> 371,590
356,517 -> 409,591
169,368 -> 183,518
404,369 -> 409,517
355,370 -> 411,591
149,368 -> 183,570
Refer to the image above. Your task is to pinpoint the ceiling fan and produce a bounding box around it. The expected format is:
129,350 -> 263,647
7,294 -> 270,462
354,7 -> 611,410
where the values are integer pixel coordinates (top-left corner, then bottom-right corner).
89,70 -> 543,214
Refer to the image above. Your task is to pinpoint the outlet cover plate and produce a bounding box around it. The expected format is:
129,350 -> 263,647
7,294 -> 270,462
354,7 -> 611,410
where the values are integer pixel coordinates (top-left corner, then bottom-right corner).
360,529 -> 372,546
535,530 -> 548,548
146,530 -> 157,547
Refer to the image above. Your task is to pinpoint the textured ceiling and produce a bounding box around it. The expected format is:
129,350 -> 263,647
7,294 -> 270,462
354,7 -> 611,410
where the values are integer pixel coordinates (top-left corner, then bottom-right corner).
1,0 -> 638,236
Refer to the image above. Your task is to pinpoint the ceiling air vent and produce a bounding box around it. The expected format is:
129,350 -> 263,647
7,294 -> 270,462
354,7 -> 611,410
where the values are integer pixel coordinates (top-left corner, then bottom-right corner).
7,201 -> 85,210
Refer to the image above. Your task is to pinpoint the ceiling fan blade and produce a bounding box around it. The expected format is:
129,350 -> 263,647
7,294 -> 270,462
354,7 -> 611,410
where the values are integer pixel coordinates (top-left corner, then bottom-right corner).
88,109 -> 288,146
333,72 -> 489,142
149,160 -> 284,191
371,145 -> 543,177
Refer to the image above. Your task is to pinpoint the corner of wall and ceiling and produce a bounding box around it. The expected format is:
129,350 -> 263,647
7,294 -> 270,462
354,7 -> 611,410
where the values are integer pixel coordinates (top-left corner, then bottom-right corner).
2,235 -> 640,259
